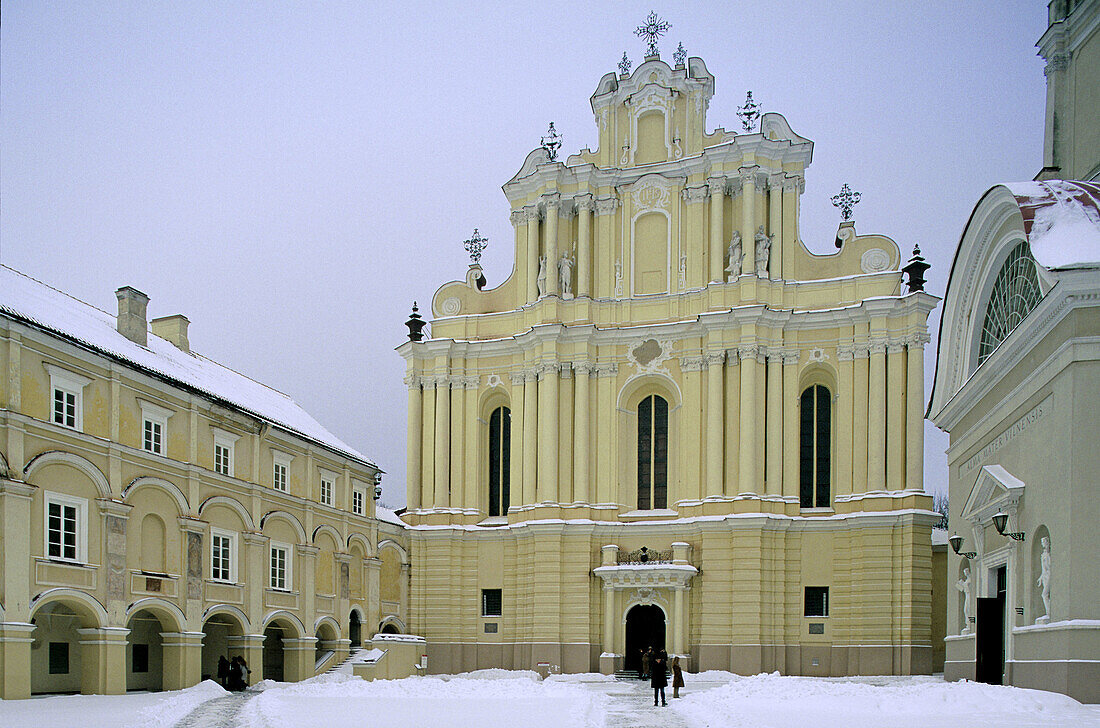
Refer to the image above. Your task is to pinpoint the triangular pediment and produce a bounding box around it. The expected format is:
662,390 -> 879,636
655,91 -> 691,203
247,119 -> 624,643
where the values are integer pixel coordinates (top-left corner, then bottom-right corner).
961,464 -> 1025,524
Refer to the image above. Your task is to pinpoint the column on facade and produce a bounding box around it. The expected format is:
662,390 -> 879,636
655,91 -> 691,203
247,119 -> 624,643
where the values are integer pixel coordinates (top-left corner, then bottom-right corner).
158,631 -> 204,691
705,351 -> 725,497
852,341 -> 870,492
420,377 -> 436,508
243,532 -> 267,627
509,372 -> 526,509
0,480 -> 35,699
594,197 -> 618,298
511,208 -> 528,301
781,351 -> 800,501
450,373 -> 465,510
738,345 -> 761,493
886,342 -> 907,490
297,544 -> 318,642
536,362 -> 559,502
781,176 -> 802,280
406,375 -> 422,510
905,336 -> 926,491
740,168 -> 758,276
576,195 -> 594,297
866,337 -> 887,491
594,363 -> 618,504
463,376 -> 479,512
544,194 -> 561,296
767,174 -> 783,279
723,351 -> 741,496
522,372 -> 538,506
673,586 -> 686,655
679,356 -> 704,502
573,362 -> 592,503
434,376 -> 451,508
837,342 -> 855,496
76,627 -> 130,694
765,352 -> 783,495
525,205 -> 540,301
707,177 -> 726,282
228,634 -> 264,686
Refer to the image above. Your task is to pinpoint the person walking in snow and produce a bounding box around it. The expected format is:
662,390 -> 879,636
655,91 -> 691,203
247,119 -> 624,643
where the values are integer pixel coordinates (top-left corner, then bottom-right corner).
671,655 -> 684,698
651,649 -> 668,706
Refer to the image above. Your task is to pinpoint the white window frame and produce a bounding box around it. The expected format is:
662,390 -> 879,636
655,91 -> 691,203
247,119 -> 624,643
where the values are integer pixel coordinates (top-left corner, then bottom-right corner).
318,470 -> 336,507
272,450 -> 292,493
351,486 -> 365,516
212,428 -> 239,478
269,541 -> 293,591
210,527 -> 238,583
138,399 -> 173,456
43,492 -> 88,564
44,364 -> 92,431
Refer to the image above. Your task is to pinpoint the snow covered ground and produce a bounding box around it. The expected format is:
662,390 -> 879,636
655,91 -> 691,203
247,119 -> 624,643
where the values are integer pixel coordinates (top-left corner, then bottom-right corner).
2,671 -> 1098,728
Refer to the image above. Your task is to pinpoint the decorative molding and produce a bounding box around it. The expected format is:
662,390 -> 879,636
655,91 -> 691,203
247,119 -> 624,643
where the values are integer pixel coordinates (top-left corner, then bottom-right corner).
1044,53 -> 1069,75
678,355 -> 706,372
508,372 -> 527,386
737,345 -> 760,363
573,361 -> 594,377
440,297 -> 461,316
781,349 -> 801,365
509,210 -> 526,227
595,196 -> 620,216
806,347 -> 829,363
485,374 -> 503,388
836,345 -> 855,362
681,185 -> 709,204
861,248 -> 892,274
541,192 -> 561,211
886,342 -> 906,355
592,363 -> 619,378
627,338 -> 675,375
574,194 -> 595,212
630,176 -> 672,212
703,351 -> 726,367
462,375 -> 480,390
535,362 -> 561,379
706,177 -> 727,197
782,175 -> 805,193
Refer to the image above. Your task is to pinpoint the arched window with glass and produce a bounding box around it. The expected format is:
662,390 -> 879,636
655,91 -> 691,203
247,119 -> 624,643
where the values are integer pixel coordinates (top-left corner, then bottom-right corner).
799,384 -> 831,508
488,406 -> 511,517
977,241 -> 1042,367
637,394 -> 668,510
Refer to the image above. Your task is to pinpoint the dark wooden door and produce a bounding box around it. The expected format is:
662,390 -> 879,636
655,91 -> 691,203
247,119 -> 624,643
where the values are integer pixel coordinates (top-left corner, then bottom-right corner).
975,566 -> 1007,685
624,604 -> 666,673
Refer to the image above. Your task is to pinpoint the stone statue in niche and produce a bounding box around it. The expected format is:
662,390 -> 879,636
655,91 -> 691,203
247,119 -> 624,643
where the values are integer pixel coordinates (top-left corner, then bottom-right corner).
559,251 -> 575,298
754,225 -> 771,277
537,256 -> 548,297
1036,536 -> 1051,624
725,231 -> 742,282
956,567 -> 973,634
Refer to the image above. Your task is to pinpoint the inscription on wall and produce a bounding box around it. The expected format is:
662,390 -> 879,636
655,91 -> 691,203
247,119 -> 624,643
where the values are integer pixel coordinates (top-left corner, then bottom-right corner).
962,395 -> 1052,474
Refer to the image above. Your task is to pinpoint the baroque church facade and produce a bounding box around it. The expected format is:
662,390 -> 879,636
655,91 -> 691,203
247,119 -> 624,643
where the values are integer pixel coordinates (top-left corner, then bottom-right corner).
399,48 -> 940,676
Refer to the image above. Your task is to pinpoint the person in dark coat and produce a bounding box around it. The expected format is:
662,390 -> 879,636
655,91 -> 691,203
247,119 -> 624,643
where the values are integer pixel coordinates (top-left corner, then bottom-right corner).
671,655 -> 684,698
217,656 -> 230,688
650,649 -> 668,706
640,648 -> 651,680
228,655 -> 251,691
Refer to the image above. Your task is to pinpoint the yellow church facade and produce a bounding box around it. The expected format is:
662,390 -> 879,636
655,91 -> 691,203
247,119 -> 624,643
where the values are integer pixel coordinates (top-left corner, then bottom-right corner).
399,52 -> 940,676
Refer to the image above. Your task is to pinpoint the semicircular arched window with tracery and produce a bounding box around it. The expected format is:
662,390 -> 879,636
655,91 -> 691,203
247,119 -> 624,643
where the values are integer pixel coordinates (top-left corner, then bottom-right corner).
977,241 -> 1042,366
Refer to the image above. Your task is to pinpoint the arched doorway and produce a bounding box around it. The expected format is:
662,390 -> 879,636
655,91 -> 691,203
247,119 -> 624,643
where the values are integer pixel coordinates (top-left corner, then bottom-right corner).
349,610 -> 362,648
624,604 -> 666,673
380,622 -> 399,635
126,610 -> 166,691
30,601 -> 96,694
263,625 -> 286,682
315,620 -> 339,668
201,612 -> 246,684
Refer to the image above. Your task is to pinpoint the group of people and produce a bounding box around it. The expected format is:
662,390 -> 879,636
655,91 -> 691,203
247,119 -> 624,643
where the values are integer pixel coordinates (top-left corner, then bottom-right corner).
216,655 -> 252,692
638,646 -> 684,706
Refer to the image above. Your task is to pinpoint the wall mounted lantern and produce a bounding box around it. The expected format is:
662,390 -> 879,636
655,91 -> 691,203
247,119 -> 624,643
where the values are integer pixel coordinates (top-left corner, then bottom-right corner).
992,511 -> 1025,541
948,533 -> 977,559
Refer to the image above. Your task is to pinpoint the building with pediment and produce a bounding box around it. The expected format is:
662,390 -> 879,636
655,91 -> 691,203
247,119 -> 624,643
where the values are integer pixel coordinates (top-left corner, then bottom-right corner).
398,42 -> 940,676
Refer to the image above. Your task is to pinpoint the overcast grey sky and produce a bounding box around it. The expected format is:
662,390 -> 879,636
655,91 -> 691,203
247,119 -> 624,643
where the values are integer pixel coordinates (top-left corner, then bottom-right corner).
1,1 -> 1048,506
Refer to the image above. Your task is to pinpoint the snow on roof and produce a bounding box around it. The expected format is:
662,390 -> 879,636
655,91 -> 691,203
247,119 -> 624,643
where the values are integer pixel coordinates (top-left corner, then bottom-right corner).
0,265 -> 375,468
1004,180 -> 1100,269
375,505 -> 407,527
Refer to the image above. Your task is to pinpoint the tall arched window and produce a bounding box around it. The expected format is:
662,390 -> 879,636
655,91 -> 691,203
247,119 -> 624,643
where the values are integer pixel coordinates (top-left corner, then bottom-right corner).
488,406 -> 511,517
978,241 -> 1042,366
637,394 -> 668,510
799,385 -> 831,508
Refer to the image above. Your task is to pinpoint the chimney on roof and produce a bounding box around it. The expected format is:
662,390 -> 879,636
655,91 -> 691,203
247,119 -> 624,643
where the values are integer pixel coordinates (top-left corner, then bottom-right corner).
152,314 -> 190,353
115,286 -> 149,346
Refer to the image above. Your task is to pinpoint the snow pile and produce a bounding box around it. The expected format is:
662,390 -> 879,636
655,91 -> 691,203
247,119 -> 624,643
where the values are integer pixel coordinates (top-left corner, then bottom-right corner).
0,680 -> 226,728
1006,181 -> 1100,269
671,672 -> 1096,728
237,670 -> 608,728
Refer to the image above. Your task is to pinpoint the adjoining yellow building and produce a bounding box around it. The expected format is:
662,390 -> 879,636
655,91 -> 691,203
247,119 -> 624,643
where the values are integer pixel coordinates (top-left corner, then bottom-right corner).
0,267 -> 409,699
398,45 -> 941,676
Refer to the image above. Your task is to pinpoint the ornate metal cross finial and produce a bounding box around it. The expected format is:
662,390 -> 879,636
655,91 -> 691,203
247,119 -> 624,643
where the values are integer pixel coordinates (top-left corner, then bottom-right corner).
634,11 -> 670,58
831,183 -> 862,221
540,122 -> 562,162
464,228 -> 488,265
673,42 -> 686,67
618,51 -> 632,76
737,91 -> 761,132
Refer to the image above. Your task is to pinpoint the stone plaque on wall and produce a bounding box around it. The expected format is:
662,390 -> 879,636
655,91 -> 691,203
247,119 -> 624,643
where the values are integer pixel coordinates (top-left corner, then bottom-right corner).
187,531 -> 203,600
105,515 -> 127,600
340,561 -> 350,600
808,623 -> 825,634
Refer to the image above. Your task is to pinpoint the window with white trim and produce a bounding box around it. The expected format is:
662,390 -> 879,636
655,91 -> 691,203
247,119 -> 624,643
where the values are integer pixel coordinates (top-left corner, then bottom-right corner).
210,528 -> 237,582
212,429 -> 239,477
272,451 -> 292,493
45,364 -> 91,431
44,492 -> 87,563
269,542 -> 292,591
138,400 -> 173,456
319,473 -> 334,507
351,487 -> 365,516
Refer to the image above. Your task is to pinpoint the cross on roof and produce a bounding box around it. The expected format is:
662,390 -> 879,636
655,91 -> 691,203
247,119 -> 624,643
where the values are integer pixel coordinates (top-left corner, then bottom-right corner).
831,184 -> 862,221
464,228 -> 488,265
634,11 -> 670,58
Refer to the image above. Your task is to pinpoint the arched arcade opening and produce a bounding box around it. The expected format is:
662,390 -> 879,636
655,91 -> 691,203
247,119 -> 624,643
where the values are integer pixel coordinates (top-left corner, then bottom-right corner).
624,604 -> 666,674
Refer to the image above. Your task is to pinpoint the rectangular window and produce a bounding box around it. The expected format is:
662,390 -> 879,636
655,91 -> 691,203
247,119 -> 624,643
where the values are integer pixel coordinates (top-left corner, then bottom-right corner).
45,493 -> 85,563
352,488 -> 364,516
45,364 -> 90,431
53,387 -> 78,429
211,529 -> 236,582
481,588 -> 502,617
143,418 -> 164,455
48,642 -> 69,674
132,643 -> 149,673
272,451 -> 292,493
320,477 -> 334,507
212,429 -> 239,477
273,462 -> 288,492
805,586 -> 829,617
270,544 -> 289,590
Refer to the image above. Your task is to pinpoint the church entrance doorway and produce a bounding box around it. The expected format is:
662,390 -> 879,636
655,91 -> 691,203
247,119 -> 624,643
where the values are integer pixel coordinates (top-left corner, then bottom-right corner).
349,610 -> 362,648
976,565 -> 1008,685
624,604 -> 665,674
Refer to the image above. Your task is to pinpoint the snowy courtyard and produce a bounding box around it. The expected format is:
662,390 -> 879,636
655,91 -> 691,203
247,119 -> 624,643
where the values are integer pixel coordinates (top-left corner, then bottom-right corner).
3,671 -> 1098,728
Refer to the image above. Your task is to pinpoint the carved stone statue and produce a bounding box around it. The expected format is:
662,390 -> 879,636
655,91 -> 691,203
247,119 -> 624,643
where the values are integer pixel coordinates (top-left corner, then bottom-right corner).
536,256 -> 548,297
754,225 -> 771,278
956,567 -> 973,634
1036,536 -> 1051,624
725,231 -> 742,281
558,251 -> 574,297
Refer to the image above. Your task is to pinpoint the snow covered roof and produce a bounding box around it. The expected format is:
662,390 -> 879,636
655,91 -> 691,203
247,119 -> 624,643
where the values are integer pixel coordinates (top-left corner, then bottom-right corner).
375,505 -> 407,527
0,265 -> 376,468
1004,180 -> 1100,269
